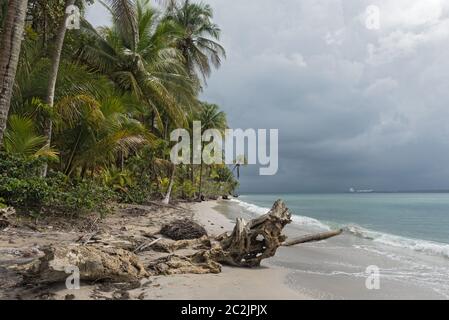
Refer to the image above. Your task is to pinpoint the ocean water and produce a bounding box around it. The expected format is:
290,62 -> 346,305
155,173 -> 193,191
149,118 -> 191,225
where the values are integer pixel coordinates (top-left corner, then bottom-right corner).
234,193 -> 449,258
220,193 -> 449,298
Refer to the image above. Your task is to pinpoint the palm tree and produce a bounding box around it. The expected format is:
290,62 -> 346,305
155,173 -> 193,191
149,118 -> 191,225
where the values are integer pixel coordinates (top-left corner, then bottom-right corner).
161,158 -> 176,204
166,0 -> 225,84
42,0 -> 140,176
54,92 -> 152,177
196,102 -> 226,199
0,0 -> 29,145
78,0 -> 198,136
41,0 -> 76,176
3,115 -> 58,160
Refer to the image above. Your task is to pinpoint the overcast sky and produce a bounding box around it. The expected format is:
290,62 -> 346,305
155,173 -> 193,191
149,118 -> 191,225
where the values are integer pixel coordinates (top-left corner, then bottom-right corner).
87,0 -> 449,193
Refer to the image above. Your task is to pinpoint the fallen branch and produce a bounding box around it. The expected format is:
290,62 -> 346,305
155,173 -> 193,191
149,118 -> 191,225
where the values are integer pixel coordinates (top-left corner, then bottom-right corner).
134,238 -> 162,253
76,231 -> 100,246
213,199 -> 292,267
282,229 -> 343,247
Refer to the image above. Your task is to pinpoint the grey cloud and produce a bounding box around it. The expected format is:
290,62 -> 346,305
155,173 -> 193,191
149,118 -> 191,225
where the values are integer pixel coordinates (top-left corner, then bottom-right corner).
87,0 -> 449,193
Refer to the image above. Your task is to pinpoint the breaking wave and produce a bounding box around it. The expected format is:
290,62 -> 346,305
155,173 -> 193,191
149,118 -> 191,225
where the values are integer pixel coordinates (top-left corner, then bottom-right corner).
344,225 -> 449,260
230,198 -> 449,259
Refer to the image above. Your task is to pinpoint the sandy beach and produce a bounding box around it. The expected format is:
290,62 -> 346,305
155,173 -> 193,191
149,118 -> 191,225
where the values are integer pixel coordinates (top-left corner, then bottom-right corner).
2,198 -> 447,300
0,199 -> 310,300
144,201 -> 310,300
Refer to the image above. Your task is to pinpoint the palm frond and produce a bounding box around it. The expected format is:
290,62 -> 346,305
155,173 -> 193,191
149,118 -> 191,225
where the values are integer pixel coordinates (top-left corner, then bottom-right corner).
3,115 -> 59,160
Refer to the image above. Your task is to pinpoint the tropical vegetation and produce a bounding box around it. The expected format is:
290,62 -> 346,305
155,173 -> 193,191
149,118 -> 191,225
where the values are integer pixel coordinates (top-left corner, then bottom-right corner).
0,0 -> 238,215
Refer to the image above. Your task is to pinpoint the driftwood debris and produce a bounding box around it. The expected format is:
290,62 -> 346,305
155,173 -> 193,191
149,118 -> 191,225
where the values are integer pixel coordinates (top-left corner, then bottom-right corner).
282,229 -> 343,247
150,236 -> 212,253
21,200 -> 344,284
214,199 -> 292,267
0,207 -> 15,219
209,200 -> 343,267
134,238 -> 162,253
148,250 -> 222,275
0,207 -> 16,230
28,245 -> 148,283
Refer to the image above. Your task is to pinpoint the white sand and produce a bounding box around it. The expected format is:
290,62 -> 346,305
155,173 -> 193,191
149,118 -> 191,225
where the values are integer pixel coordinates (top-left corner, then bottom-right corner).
143,200 -> 311,300
0,200 -> 311,300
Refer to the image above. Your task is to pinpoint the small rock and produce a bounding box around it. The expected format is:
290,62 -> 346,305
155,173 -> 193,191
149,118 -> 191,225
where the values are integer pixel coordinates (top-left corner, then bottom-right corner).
65,294 -> 76,300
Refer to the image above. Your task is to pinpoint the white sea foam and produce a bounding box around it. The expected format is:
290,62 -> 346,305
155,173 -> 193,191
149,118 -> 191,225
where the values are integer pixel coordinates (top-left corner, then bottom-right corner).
230,198 -> 270,216
290,215 -> 331,231
230,198 -> 330,230
345,225 -> 449,259
230,198 -> 449,260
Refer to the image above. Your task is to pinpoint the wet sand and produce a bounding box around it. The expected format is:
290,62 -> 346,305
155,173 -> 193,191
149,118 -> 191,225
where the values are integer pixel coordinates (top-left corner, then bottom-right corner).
215,199 -> 449,300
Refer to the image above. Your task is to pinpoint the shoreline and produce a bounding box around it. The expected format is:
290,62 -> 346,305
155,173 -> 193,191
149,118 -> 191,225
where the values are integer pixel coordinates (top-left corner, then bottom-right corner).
2,197 -> 448,299
0,199 -> 310,300
166,200 -> 311,300
222,197 -> 449,300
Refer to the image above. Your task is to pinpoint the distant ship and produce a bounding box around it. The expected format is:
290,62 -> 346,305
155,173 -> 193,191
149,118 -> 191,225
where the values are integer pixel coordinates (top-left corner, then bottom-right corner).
349,188 -> 374,193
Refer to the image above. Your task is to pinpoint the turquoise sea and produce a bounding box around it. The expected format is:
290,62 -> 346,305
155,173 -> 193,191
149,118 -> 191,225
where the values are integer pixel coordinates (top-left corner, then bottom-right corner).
221,193 -> 449,298
234,193 -> 449,258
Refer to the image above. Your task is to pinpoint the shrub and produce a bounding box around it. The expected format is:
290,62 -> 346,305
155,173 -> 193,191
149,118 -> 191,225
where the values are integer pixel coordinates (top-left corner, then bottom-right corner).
0,153 -> 51,210
0,152 -> 115,216
50,178 -> 116,216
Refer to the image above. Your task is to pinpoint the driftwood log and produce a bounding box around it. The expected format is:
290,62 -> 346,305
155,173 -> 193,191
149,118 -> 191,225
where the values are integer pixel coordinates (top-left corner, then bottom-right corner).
282,229 -> 343,247
211,200 -> 343,267
27,245 -> 148,283
214,199 -> 292,267
148,250 -> 222,275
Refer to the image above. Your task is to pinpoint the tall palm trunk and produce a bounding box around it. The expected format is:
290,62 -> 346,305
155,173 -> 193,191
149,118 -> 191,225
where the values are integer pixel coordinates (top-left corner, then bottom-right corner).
0,0 -> 28,146
162,164 -> 176,205
198,161 -> 203,200
41,0 -> 75,176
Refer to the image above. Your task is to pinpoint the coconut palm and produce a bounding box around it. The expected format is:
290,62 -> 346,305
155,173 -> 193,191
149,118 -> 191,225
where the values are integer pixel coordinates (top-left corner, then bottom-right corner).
195,102 -> 226,198
166,0 -> 225,84
3,115 -> 58,160
78,0 -> 198,138
41,0 -> 76,176
0,0 -> 29,145
105,0 -> 139,50
53,92 -> 153,177
41,0 -> 141,175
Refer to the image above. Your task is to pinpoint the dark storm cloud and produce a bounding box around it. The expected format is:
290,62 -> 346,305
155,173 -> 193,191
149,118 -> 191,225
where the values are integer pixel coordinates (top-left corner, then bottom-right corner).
88,0 -> 449,192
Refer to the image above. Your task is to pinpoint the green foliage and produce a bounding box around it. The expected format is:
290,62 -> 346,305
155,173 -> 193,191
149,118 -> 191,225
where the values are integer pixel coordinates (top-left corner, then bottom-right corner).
4,115 -> 59,160
178,180 -> 196,199
50,178 -> 116,217
1,0 -> 235,215
0,153 -> 115,216
165,0 -> 226,84
100,167 -> 151,204
118,146 -> 160,203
